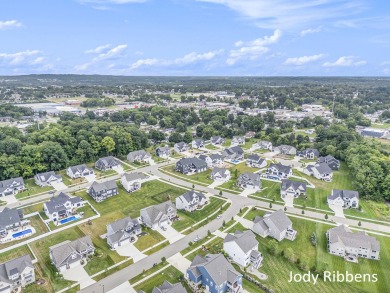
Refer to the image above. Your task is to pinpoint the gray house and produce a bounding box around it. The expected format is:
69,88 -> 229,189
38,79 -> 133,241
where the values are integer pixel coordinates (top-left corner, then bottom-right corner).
231,136 -> 245,146
0,254 -> 35,291
50,236 -> 95,272
175,158 -> 208,174
43,192 -> 84,223
106,217 -> 142,249
210,154 -> 224,166
210,136 -> 225,145
175,190 -> 207,212
267,163 -> 292,179
34,171 -> 62,187
151,281 -> 187,293
222,146 -> 244,161
126,150 -> 152,163
304,163 -> 333,181
280,179 -> 307,198
95,156 -> 120,172
88,180 -> 118,202
273,145 -> 297,155
66,164 -> 94,179
0,177 -> 25,197
297,148 -> 320,159
237,172 -> 262,190
140,201 -> 177,229
0,208 -> 24,238
156,146 -> 170,158
327,189 -> 359,209
121,172 -> 148,193
246,154 -> 267,168
192,139 -> 205,149
317,155 -> 340,170
252,209 -> 296,241
174,142 -> 189,153
210,167 -> 231,182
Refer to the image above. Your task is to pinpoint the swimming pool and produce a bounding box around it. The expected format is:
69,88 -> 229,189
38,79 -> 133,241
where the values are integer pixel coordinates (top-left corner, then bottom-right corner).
12,229 -> 32,238
59,215 -> 80,225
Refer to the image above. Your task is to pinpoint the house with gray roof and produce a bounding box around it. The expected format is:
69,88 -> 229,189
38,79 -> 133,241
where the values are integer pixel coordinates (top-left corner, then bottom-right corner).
223,230 -> 262,269
95,156 -> 120,172
176,190 -> 207,212
210,154 -> 224,166
140,201 -> 177,229
280,179 -> 307,199
0,177 -> 25,197
210,136 -> 225,145
174,142 -> 189,153
175,158 -> 208,174
43,192 -> 84,223
273,145 -> 297,155
210,167 -> 231,182
34,171 -> 63,187
222,146 -> 244,161
192,139 -> 205,149
121,172 -> 148,193
126,150 -> 152,163
327,189 -> 359,209
186,254 -> 243,293
317,155 -> 340,170
267,163 -> 292,179
327,225 -> 380,260
0,254 -> 35,291
246,154 -> 267,168
151,280 -> 187,293
66,164 -> 94,179
50,236 -> 95,272
237,172 -> 262,191
231,136 -> 245,146
87,180 -> 118,202
252,209 -> 296,241
0,208 -> 24,238
106,217 -> 142,249
156,146 -> 170,159
198,154 -> 213,168
252,140 -> 272,151
297,148 -> 320,159
304,163 -> 333,181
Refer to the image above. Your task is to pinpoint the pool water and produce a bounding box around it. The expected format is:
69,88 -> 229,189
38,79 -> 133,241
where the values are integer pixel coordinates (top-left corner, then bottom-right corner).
12,229 -> 32,238
59,215 -> 80,225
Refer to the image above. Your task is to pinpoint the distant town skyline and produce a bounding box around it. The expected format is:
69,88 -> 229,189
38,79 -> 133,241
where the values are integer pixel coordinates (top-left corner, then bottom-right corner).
1,0 -> 390,76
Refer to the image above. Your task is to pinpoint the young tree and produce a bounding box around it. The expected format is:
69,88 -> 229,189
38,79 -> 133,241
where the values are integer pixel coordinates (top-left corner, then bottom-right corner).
284,247 -> 295,263
268,239 -> 279,256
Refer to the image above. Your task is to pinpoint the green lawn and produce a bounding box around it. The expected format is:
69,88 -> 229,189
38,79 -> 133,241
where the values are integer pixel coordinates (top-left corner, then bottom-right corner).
188,169 -> 214,185
246,209 -> 390,293
93,259 -> 134,281
160,165 -> 212,186
185,236 -> 224,261
172,197 -> 226,232
133,265 -> 186,293
129,262 -> 167,284
16,178 -> 53,199
57,170 -> 86,186
205,144 -> 219,150
134,228 -> 166,252
230,162 -> 259,174
144,241 -> 170,255
0,245 -> 34,263
180,236 -> 214,256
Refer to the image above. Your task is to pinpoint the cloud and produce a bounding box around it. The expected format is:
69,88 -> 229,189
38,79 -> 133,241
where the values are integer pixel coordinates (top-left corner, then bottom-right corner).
323,56 -> 367,67
0,50 -> 41,65
0,20 -> 22,30
78,0 -> 147,4
284,54 -> 325,66
129,50 -> 222,70
76,44 -> 128,70
227,29 -> 281,65
196,0 -> 365,29
85,44 -> 112,54
300,26 -> 322,36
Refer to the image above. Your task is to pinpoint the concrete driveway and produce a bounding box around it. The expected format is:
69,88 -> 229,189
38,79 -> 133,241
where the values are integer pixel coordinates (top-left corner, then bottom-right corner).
208,181 -> 224,189
85,174 -> 96,183
240,189 -> 257,197
1,195 -> 17,205
62,265 -> 95,289
234,216 -> 253,229
159,225 -> 185,244
113,165 -> 124,175
107,281 -> 137,293
282,194 -> 294,208
167,253 -> 191,274
116,243 -> 146,262
329,204 -> 345,218
50,181 -> 68,191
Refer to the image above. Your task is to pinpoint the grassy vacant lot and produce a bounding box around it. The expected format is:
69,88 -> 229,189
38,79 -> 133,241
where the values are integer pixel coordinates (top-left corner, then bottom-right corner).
93,259 -> 134,281
205,144 -> 219,150
57,170 -> 86,186
134,228 -> 166,251
160,165 -> 213,186
0,215 -> 49,249
0,244 -> 34,263
246,209 -> 390,293
16,178 -> 53,199
172,197 -> 226,232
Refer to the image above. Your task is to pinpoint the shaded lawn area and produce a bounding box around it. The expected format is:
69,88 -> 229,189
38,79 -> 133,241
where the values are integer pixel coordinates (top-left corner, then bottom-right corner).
225,222 -> 246,233
16,178 -> 53,199
345,200 -> 390,222
172,197 -> 227,232
160,165 -> 212,186
185,236 -> 224,261
77,180 -> 186,218
133,266 -> 186,293
0,214 -> 49,250
246,209 -> 390,293
0,244 -> 34,263
134,228 -> 166,252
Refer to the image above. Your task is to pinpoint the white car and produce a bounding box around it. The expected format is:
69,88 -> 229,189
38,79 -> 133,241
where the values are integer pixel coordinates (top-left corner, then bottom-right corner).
217,215 -> 222,219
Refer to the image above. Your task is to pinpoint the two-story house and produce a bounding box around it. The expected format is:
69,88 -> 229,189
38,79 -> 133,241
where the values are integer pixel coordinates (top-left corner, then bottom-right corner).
237,173 -> 262,191
273,145 -> 297,156
156,146 -> 170,159
174,142 -> 189,153
50,236 -> 95,272
126,150 -> 152,164
251,141 -> 272,151
304,163 -> 333,181
0,177 -> 25,197
34,171 -> 63,187
87,180 -> 118,202
252,209 -> 297,241
175,158 -> 208,174
231,136 -> 245,146
192,139 -> 205,149
267,163 -> 292,179
175,190 -> 207,212
106,217 -> 142,249
198,155 -> 213,168
327,225 -> 380,260
280,179 -> 307,199
223,230 -> 263,269
140,201 -> 177,229
0,254 -> 35,292
327,189 -> 359,209
187,254 -> 243,293
43,192 -> 84,223
222,146 -> 244,162
0,208 -> 24,238
95,156 -> 120,172
317,155 -> 340,170
210,167 -> 231,182
246,154 -> 267,168
66,164 -> 94,179
210,154 -> 224,166
120,172 -> 147,193
210,136 -> 225,146
297,148 -> 320,160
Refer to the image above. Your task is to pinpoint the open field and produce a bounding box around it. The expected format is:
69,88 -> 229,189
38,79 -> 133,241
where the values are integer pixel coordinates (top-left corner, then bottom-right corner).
204,144 -> 219,150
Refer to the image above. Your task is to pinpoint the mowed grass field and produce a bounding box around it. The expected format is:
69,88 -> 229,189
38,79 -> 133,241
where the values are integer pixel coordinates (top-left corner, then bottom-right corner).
16,178 -> 53,199
245,209 -> 390,293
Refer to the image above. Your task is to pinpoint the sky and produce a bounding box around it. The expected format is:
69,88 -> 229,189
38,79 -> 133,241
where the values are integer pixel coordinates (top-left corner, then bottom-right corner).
1,0 -> 390,76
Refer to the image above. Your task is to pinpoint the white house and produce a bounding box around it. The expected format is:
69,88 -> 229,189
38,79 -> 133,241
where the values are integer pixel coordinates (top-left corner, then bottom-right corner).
252,141 -> 272,151
210,167 -> 231,182
66,164 -> 94,179
237,172 -> 262,190
174,142 -> 189,153
327,189 -> 359,209
223,230 -> 263,269
140,201 -> 177,229
280,179 -> 307,198
267,163 -> 292,179
304,163 -> 333,181
273,145 -> 297,155
231,136 -> 245,146
192,139 -> 204,149
246,154 -> 267,168
120,172 -> 148,193
34,171 -> 62,187
0,255 -> 35,292
198,155 -> 213,168
175,190 -> 207,212
43,192 -> 84,223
